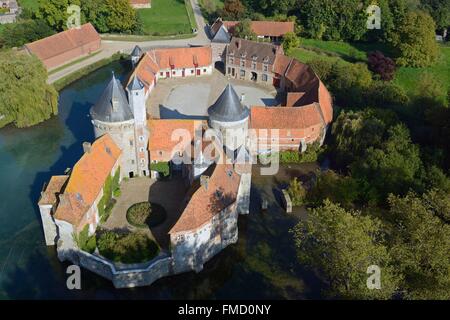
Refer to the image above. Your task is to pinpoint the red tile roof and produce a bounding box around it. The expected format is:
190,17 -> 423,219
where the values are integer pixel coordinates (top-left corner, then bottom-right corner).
170,164 -> 241,234
148,119 -> 204,162
54,134 -> 121,225
25,23 -> 100,61
38,176 -> 69,206
153,47 -> 212,70
129,0 -> 150,5
223,20 -> 295,37
250,104 -> 324,130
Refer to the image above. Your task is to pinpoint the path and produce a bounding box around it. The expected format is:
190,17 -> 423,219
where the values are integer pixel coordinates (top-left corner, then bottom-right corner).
48,0 -> 210,84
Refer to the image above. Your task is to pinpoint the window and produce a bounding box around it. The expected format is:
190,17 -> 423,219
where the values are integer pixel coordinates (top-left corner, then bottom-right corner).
263,64 -> 268,72
191,70 -> 194,74
241,60 -> 245,67
229,58 -> 234,64
252,62 -> 256,70
139,147 -> 145,152
140,159 -> 145,164
129,140 -> 133,146
240,69 -> 245,77
203,69 -> 206,72
139,136 -> 144,142
172,71 -> 176,75
262,74 -> 268,82
131,160 -> 135,164
160,72 -> 163,76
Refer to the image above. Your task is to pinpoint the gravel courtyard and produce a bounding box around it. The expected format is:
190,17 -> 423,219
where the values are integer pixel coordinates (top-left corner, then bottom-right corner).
147,70 -> 280,119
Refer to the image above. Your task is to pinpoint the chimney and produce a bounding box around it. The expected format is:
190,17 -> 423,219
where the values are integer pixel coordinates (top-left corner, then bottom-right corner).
200,175 -> 210,190
83,142 -> 92,154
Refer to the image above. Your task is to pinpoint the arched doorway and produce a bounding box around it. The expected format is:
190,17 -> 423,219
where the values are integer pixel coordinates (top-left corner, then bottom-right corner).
251,72 -> 258,82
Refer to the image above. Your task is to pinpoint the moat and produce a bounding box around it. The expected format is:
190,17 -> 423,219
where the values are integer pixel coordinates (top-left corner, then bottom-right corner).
0,61 -> 323,299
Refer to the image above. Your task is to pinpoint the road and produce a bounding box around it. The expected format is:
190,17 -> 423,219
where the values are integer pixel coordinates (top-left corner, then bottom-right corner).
48,0 -> 210,84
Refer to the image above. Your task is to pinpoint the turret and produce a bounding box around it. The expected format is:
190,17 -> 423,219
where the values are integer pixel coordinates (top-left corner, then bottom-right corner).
127,75 -> 146,126
131,45 -> 143,68
208,84 -> 250,153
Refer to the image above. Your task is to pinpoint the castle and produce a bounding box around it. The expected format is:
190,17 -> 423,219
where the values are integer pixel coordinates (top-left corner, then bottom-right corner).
38,41 -> 332,288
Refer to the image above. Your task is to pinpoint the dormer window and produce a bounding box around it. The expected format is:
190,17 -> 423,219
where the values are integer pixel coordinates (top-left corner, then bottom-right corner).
263,56 -> 269,63
252,55 -> 257,61
240,52 -> 247,58
111,98 -> 119,111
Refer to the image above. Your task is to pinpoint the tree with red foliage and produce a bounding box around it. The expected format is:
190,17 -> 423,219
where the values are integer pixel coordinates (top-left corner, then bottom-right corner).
220,0 -> 246,20
367,51 -> 396,81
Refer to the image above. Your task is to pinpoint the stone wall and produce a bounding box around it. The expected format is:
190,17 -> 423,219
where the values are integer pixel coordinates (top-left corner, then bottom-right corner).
0,13 -> 16,24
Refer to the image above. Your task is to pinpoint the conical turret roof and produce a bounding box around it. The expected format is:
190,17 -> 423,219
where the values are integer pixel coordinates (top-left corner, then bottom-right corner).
128,75 -> 144,91
131,45 -> 143,57
208,84 -> 249,122
90,73 -> 133,123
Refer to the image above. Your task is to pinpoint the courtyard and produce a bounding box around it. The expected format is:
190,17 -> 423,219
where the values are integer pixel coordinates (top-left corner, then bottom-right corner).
102,176 -> 188,250
147,70 -> 281,119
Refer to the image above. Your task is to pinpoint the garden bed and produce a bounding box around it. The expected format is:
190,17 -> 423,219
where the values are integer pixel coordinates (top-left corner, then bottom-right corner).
126,202 -> 167,228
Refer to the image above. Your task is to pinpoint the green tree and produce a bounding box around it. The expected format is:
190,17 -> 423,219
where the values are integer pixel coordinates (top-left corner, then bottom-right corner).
0,50 -> 58,128
291,200 -> 400,299
388,192 -> 450,299
282,31 -> 300,55
420,0 -> 450,32
308,170 -> 360,209
286,178 -> 306,206
233,18 -> 255,39
351,124 -> 423,204
393,11 -> 440,67
103,0 -> 137,33
36,0 -> 81,31
0,19 -> 55,48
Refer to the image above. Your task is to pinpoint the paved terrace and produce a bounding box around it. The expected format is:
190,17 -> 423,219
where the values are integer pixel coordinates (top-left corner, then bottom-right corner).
102,177 -> 188,250
147,70 -> 280,119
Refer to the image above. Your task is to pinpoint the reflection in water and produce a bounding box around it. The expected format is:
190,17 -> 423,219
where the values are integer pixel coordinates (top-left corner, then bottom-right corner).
0,61 -> 323,299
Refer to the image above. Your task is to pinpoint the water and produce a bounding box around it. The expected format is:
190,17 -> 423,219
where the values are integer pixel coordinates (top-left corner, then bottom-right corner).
0,61 -> 323,299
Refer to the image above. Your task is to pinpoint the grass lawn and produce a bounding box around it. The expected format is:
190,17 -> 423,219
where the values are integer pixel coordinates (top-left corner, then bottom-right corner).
137,0 -> 194,36
18,0 -> 39,13
296,38 -> 450,96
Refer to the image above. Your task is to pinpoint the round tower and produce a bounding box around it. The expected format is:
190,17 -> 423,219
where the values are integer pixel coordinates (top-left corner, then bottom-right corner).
208,84 -> 250,153
90,73 -> 138,178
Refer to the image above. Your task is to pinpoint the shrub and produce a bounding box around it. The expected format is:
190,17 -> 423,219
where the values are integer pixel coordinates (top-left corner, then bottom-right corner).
97,231 -> 159,264
127,202 -> 167,228
150,162 -> 170,177
74,225 -> 96,254
367,51 -> 396,81
127,202 -> 151,228
287,178 -> 307,207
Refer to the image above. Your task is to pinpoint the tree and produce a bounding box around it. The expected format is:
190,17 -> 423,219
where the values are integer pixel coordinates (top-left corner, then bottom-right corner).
308,170 -> 360,209
419,0 -> 450,32
0,19 -> 55,49
103,0 -> 137,33
393,11 -> 440,67
388,192 -> 450,299
351,124 -> 423,204
298,0 -> 369,41
252,0 -> 298,16
282,32 -> 300,55
233,19 -> 255,39
0,50 -> 58,128
367,51 -> 396,81
220,0 -> 246,20
286,178 -> 306,206
36,0 -> 81,31
291,200 -> 400,299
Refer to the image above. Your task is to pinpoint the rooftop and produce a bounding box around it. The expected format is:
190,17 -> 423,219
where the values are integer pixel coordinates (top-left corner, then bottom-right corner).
25,23 -> 100,61
90,73 -> 134,123
208,84 -> 250,122
54,134 -> 121,225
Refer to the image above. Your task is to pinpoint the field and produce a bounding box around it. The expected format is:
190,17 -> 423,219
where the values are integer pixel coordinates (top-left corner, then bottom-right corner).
137,0 -> 195,36
293,38 -> 450,96
18,0 -> 39,13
